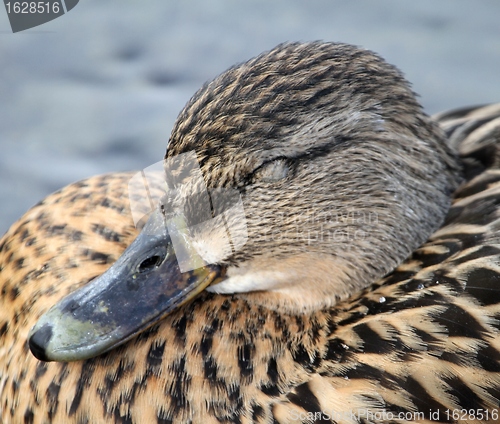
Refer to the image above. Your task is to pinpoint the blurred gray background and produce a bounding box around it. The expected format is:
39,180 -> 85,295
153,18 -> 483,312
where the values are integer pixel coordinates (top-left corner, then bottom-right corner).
1,0 -> 500,235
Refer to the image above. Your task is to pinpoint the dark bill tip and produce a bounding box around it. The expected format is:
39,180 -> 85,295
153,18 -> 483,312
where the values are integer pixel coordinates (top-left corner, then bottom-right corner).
28,324 -> 53,362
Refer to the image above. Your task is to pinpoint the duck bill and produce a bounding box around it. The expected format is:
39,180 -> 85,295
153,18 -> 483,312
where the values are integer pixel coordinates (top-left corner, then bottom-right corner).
28,208 -> 224,362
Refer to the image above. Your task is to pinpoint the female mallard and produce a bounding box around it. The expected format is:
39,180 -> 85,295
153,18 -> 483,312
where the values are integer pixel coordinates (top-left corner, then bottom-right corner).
1,42 -> 500,423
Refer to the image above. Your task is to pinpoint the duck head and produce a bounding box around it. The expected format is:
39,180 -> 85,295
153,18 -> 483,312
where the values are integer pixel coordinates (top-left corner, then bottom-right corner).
28,42 -> 462,362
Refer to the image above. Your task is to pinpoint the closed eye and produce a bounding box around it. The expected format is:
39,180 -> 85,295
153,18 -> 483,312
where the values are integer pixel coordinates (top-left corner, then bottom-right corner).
252,158 -> 290,183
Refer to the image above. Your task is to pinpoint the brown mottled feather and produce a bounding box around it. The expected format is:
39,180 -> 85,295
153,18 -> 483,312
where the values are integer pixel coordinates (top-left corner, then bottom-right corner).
2,44 -> 500,423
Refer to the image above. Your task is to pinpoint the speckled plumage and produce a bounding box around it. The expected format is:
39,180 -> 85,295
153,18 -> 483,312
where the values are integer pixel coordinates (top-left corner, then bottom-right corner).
1,43 -> 500,423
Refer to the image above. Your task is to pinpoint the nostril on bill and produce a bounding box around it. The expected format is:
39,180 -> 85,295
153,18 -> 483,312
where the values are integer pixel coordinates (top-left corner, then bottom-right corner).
137,254 -> 164,273
28,324 -> 53,362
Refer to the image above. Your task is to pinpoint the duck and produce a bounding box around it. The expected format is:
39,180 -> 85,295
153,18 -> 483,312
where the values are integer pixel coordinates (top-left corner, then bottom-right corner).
1,41 -> 500,424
